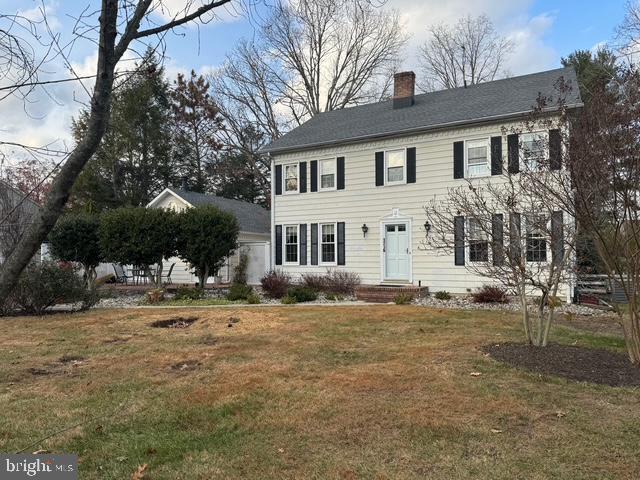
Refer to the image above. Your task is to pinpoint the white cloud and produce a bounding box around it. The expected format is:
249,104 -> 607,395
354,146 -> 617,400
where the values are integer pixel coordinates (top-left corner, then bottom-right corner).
503,13 -> 558,74
151,0 -> 245,24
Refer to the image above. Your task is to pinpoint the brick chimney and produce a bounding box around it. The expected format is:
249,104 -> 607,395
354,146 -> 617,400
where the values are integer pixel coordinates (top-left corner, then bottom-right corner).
393,71 -> 415,109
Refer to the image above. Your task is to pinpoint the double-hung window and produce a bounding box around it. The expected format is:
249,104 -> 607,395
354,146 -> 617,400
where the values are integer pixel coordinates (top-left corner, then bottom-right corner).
284,164 -> 298,193
284,225 -> 299,264
320,223 -> 336,264
521,132 -> 547,171
320,159 -> 336,190
526,215 -> 547,262
466,139 -> 490,178
385,149 -> 405,184
468,217 -> 489,262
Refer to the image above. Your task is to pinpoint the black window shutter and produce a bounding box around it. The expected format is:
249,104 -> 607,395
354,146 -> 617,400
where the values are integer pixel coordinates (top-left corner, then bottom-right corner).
549,129 -> 561,170
299,162 -> 307,193
551,211 -> 564,262
507,134 -> 519,174
337,156 -> 345,190
299,223 -> 307,265
453,141 -> 464,179
454,216 -> 465,266
275,165 -> 282,195
492,213 -> 504,266
491,137 -> 503,175
337,222 -> 346,265
375,151 -> 384,186
310,223 -> 318,265
406,147 -> 416,183
310,160 -> 318,192
509,213 -> 521,263
275,225 -> 282,265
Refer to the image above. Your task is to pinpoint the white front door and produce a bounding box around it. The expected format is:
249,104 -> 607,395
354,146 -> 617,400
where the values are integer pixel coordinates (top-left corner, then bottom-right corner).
384,223 -> 410,281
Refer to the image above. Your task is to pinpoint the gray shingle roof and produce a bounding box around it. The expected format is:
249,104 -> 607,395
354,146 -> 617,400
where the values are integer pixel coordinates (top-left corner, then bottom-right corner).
262,67 -> 582,154
171,189 -> 270,235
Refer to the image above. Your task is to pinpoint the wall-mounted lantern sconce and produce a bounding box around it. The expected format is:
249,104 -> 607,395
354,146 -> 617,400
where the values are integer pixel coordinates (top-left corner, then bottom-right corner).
424,221 -> 431,237
361,223 -> 369,238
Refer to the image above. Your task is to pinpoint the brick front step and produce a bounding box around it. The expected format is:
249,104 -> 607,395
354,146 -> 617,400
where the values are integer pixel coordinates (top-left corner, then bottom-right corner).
355,285 -> 429,303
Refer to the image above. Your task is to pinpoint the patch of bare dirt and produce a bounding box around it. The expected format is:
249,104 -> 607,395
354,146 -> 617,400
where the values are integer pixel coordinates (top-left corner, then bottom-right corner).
150,317 -> 197,329
28,355 -> 87,377
170,360 -> 201,372
483,342 -> 640,387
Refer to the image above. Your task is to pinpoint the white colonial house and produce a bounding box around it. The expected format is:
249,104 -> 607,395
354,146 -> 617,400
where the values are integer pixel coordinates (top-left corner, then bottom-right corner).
262,68 -> 582,295
147,188 -> 271,285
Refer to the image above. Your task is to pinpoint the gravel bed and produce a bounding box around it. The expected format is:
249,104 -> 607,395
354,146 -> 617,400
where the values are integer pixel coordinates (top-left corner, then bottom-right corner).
414,295 -> 609,316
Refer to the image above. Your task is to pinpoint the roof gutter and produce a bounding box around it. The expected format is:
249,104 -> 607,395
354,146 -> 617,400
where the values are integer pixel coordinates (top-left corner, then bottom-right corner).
261,103 -> 584,156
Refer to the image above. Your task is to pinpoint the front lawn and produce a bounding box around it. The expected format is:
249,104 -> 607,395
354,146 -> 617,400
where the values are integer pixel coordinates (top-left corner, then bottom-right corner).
0,306 -> 638,479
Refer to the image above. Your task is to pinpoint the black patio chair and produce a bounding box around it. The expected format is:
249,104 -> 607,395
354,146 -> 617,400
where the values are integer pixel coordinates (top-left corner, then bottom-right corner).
112,263 -> 131,285
161,263 -> 175,285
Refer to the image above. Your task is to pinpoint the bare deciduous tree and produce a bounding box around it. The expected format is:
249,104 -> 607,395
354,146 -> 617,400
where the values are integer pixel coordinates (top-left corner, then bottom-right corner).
424,123 -> 575,347
0,0 -> 234,305
419,14 -> 512,92
529,68 -> 640,365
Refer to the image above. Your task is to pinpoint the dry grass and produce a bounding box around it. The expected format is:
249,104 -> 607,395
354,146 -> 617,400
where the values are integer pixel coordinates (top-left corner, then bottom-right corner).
0,306 -> 639,479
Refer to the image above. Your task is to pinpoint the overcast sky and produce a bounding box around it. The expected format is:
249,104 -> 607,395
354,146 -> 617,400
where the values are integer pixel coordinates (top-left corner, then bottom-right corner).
0,0 -> 628,164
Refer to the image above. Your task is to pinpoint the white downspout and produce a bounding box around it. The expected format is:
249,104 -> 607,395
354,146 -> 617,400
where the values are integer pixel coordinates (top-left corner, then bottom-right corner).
270,154 -> 276,270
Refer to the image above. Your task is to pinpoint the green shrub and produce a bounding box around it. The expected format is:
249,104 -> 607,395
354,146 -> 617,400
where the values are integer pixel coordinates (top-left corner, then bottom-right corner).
9,262 -> 92,315
232,250 -> 249,285
281,295 -> 297,304
287,286 -> 318,303
227,283 -> 253,301
434,290 -> 452,301
324,293 -> 345,301
246,293 -> 261,304
393,293 -> 413,305
260,269 -> 291,298
48,213 -> 103,287
471,285 -> 509,304
173,286 -> 204,301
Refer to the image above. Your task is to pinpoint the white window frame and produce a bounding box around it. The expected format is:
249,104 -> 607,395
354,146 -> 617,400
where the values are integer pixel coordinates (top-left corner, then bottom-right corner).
467,217 -> 489,263
283,163 -> 299,194
520,131 -> 548,172
525,214 -> 548,263
384,148 -> 407,186
465,138 -> 490,178
319,158 -> 337,191
319,222 -> 338,265
283,224 -> 299,265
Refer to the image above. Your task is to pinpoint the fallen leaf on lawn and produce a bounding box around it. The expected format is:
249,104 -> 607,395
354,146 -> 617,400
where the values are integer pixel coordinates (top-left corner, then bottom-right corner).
490,428 -> 503,433
469,372 -> 482,377
131,464 -> 147,480
278,448 -> 285,453
556,410 -> 566,418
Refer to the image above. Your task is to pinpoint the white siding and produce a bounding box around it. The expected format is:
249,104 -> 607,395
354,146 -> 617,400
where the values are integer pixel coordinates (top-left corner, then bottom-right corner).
272,120 -> 570,296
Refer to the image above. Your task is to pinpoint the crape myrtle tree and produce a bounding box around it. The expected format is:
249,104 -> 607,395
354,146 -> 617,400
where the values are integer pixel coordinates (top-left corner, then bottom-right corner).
424,113 -> 576,347
0,0 -> 235,305
176,205 -> 239,289
48,214 -> 103,288
526,67 -> 640,365
100,207 -> 177,287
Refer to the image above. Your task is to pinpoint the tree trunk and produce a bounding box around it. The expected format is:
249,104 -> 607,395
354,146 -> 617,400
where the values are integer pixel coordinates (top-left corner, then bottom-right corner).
519,284 -> 533,345
0,0 -> 119,305
621,308 -> 640,366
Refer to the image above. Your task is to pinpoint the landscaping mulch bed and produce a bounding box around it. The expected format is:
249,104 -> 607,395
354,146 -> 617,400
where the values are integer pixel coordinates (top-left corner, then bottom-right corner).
482,342 -> 640,387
